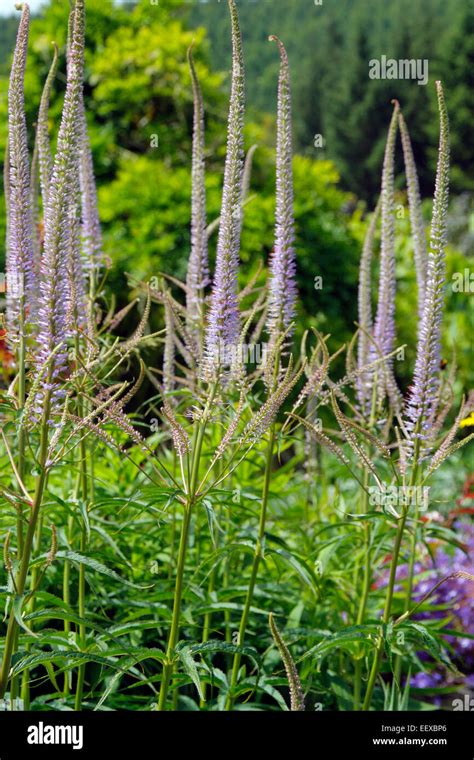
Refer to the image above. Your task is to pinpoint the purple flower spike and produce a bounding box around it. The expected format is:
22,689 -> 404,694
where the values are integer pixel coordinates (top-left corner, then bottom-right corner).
34,0 -> 86,417
266,36 -> 297,346
186,44 -> 209,352
370,100 -> 401,410
79,97 -> 104,272
405,82 -> 450,453
6,3 -> 36,347
203,0 -> 245,378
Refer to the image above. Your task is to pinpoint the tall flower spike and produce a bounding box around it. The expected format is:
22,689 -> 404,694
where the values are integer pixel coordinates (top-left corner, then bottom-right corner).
356,198 -> 380,412
79,96 -> 104,273
163,292 -> 176,395
37,42 -> 59,210
203,0 -> 245,378
398,109 -> 428,319
266,36 -> 296,347
370,100 -> 401,410
405,82 -> 450,451
6,3 -> 36,347
65,7 -> 87,332
186,44 -> 209,350
34,0 -> 86,417
30,125 -> 41,269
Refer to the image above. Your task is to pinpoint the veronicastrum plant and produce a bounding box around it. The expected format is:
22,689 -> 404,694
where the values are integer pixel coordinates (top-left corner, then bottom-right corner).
0,0 -> 472,713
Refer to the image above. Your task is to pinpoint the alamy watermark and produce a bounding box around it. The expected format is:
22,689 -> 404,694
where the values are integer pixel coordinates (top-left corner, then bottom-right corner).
211,339 -> 268,368
452,269 -> 473,293
369,56 -> 429,86
369,485 -> 430,516
0,271 -> 24,298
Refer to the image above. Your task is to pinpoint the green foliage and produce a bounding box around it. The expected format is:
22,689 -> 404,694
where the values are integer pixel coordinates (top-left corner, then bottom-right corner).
191,0 -> 472,200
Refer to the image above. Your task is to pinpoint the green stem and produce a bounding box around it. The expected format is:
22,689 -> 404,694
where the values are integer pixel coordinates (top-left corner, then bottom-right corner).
353,463 -> 371,710
62,513 -> 74,697
20,514 -> 44,709
156,383 -> 217,710
0,403 -> 50,699
393,495 -> 420,685
74,525 -> 87,710
362,510 -> 407,711
157,501 -> 193,711
225,423 -> 276,711
74,431 -> 89,711
199,567 -> 216,708
16,313 -> 26,559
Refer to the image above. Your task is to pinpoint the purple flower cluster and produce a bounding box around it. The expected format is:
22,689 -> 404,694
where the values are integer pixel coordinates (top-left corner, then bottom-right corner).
378,519 -> 474,698
410,521 -> 474,696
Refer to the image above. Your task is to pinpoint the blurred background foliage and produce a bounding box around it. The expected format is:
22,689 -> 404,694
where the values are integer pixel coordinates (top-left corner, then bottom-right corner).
0,0 -> 472,390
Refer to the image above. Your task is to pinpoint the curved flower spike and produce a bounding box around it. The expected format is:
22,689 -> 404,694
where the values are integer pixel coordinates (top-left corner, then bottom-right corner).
398,109 -> 428,319
6,3 -> 36,347
203,0 -> 245,378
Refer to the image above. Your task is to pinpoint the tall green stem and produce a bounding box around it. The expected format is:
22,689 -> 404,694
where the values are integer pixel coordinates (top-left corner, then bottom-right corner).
74,417 -> 89,711
225,424 -> 276,710
0,399 -> 50,699
157,384 -> 216,710
362,437 -> 421,710
353,472 -> 371,710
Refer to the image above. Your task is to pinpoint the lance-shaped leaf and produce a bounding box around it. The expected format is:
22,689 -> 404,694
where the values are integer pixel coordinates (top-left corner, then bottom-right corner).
6,3 -> 36,346
266,36 -> 296,347
204,0 -> 245,377
404,82 -> 450,451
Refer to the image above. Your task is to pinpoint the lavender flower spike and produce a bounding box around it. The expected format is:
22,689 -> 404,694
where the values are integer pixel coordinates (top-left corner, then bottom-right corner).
266,36 -> 297,347
356,198 -> 380,411
399,109 -> 428,319
37,42 -> 59,210
186,44 -> 209,347
6,3 -> 36,347
34,0 -> 86,416
405,82 -> 450,450
203,0 -> 245,377
370,100 -> 401,410
79,96 -> 104,273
